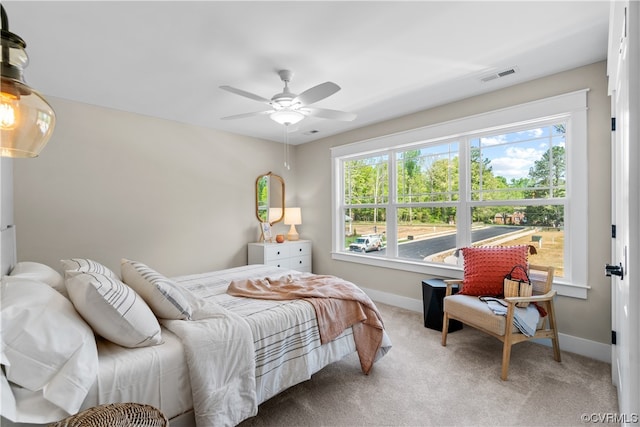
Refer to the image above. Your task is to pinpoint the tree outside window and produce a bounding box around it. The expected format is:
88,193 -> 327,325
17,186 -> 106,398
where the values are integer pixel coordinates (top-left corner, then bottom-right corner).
339,122 -> 567,277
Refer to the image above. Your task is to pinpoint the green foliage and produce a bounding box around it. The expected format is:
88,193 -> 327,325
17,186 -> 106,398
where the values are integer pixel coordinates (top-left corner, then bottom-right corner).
344,137 -> 565,227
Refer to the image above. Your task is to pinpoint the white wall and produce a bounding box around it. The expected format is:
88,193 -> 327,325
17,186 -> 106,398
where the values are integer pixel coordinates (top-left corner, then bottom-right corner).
12,97 -> 297,277
297,61 -> 613,346
1,158 -> 13,229
1,157 -> 15,275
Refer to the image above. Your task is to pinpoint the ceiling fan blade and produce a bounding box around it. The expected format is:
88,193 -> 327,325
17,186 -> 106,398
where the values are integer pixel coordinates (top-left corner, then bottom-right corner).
294,82 -> 340,105
220,85 -> 271,104
220,110 -> 274,120
304,107 -> 356,122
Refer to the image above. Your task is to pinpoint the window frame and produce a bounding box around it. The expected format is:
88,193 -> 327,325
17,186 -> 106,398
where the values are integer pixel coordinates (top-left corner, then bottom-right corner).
331,90 -> 589,298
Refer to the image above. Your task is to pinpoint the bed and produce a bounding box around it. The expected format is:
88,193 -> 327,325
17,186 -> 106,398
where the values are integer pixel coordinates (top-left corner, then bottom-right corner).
0,228 -> 392,427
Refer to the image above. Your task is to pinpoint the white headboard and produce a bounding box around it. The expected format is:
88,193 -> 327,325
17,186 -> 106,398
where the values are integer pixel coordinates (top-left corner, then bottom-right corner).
1,225 -> 17,276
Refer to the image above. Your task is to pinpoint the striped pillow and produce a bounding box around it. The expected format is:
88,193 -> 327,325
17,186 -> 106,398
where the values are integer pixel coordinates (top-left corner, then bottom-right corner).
61,258 -> 119,279
121,259 -> 192,320
65,271 -> 163,348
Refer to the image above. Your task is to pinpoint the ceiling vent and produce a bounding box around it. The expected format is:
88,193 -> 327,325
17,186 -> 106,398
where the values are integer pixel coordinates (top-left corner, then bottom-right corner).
480,66 -> 519,83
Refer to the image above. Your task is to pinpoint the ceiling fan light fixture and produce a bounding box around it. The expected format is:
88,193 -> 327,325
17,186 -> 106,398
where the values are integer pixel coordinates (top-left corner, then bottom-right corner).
270,109 -> 305,125
220,69 -> 354,126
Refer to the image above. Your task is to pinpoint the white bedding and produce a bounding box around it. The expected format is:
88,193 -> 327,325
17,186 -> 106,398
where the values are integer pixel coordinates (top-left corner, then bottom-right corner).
80,328 -> 193,419
1,264 -> 391,427
172,264 -> 369,405
162,284 -> 257,427
1,328 -> 192,426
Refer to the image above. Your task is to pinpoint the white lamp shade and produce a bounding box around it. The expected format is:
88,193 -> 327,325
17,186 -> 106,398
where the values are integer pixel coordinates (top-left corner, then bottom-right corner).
270,110 -> 305,125
268,208 -> 283,223
284,207 -> 302,225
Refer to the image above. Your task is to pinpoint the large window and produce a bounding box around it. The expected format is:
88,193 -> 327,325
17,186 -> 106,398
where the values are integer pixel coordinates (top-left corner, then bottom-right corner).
332,91 -> 588,297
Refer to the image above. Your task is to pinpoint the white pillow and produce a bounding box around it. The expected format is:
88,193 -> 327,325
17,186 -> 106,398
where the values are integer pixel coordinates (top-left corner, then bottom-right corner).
121,259 -> 192,320
0,277 -> 98,415
65,271 -> 163,348
60,258 -> 119,279
10,261 -> 67,298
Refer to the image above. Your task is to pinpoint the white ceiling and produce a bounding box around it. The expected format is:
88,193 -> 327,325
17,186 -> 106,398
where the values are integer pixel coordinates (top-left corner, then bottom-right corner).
4,1 -> 610,145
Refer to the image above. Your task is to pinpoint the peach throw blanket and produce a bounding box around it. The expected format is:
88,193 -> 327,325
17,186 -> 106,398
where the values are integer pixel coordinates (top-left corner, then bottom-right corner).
227,274 -> 384,374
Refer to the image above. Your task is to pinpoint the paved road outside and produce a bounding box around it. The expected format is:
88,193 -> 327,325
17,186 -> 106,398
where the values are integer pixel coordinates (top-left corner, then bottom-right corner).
368,226 -> 525,260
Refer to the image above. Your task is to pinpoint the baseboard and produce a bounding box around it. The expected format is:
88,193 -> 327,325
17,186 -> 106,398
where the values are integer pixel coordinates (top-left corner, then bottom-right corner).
362,286 -> 612,364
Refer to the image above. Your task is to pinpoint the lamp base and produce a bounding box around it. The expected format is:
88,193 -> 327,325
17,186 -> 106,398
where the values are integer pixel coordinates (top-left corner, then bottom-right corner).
287,224 -> 299,241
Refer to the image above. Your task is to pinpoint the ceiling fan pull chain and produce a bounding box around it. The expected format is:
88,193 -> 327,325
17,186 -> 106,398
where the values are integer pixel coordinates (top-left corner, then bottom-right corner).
283,124 -> 290,170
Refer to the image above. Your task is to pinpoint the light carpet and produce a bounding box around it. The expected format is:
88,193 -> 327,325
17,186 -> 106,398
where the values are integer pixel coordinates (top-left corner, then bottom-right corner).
238,302 -> 618,427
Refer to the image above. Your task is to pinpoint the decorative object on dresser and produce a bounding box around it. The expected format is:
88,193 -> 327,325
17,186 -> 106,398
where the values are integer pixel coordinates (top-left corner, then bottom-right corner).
260,221 -> 272,242
248,239 -> 312,273
284,207 -> 302,241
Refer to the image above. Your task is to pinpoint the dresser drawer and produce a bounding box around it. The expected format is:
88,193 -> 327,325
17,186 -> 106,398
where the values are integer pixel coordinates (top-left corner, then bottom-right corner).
263,245 -> 290,261
247,240 -> 312,273
288,242 -> 311,258
264,258 -> 292,269
289,255 -> 312,272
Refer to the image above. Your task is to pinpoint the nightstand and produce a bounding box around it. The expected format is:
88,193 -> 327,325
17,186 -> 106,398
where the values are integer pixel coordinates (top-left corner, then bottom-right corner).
422,279 -> 463,332
248,240 -> 312,273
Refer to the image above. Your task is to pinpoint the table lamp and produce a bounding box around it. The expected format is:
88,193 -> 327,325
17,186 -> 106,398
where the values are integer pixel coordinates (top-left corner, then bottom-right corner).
284,207 -> 302,241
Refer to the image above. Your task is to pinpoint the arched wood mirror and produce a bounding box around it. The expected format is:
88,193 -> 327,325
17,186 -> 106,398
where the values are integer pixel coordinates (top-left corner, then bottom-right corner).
256,172 -> 285,225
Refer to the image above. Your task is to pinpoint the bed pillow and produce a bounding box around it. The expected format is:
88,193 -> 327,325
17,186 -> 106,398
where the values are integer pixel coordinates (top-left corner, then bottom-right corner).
0,277 -> 98,415
121,258 -> 192,320
61,258 -> 119,279
459,245 -> 529,296
65,271 -> 163,348
9,261 -> 67,298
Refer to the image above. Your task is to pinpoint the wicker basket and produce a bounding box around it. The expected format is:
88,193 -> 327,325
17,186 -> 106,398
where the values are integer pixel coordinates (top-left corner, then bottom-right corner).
49,403 -> 169,427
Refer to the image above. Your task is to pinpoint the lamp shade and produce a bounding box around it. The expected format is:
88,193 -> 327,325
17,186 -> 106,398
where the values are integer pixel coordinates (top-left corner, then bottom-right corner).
1,4 -> 56,158
270,110 -> 305,125
284,207 -> 302,241
268,207 -> 284,223
284,207 -> 302,225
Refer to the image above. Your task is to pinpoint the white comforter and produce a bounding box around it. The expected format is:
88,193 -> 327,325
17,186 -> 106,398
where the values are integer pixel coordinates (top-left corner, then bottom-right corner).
162,288 -> 257,427
169,265 -> 392,426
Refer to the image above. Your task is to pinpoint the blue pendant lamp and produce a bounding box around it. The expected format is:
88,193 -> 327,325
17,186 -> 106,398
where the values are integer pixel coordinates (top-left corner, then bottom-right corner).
1,4 -> 55,158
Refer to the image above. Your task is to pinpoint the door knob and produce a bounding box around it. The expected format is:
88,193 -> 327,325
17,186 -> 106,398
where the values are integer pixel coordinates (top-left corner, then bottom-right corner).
605,263 -> 624,278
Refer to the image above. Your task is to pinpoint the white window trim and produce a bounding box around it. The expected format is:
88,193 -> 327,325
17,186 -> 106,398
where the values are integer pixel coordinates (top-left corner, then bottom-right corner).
331,89 -> 590,299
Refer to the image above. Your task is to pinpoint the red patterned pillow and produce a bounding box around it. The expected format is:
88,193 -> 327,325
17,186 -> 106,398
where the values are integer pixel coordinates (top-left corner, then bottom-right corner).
459,245 -> 529,296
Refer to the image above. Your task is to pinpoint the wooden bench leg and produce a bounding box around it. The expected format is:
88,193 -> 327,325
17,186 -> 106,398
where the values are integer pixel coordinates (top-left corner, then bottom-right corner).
501,309 -> 516,381
501,341 -> 512,381
547,301 -> 562,362
441,313 -> 449,346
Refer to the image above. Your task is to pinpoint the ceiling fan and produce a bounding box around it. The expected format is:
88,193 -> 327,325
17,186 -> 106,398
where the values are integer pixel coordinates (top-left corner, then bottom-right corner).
220,70 -> 356,126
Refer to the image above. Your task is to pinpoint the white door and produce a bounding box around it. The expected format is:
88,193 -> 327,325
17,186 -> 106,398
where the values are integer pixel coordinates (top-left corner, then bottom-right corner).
608,0 -> 639,418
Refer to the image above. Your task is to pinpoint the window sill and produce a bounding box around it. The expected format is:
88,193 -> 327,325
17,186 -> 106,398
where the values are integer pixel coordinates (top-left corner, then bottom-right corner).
331,251 -> 589,299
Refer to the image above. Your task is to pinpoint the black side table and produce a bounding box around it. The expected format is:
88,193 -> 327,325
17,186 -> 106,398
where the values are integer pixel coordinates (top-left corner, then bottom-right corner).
422,279 -> 463,332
